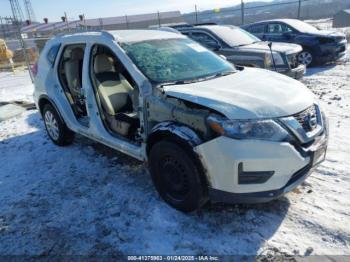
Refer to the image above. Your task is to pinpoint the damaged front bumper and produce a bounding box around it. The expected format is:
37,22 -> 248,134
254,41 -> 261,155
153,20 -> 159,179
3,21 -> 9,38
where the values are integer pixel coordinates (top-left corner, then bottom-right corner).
194,132 -> 327,204
274,64 -> 306,79
316,40 -> 347,64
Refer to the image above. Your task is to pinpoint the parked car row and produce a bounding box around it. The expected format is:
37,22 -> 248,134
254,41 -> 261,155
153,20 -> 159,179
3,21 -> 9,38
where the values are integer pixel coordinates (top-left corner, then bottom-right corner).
177,24 -> 306,79
34,24 -> 330,212
168,19 -> 347,79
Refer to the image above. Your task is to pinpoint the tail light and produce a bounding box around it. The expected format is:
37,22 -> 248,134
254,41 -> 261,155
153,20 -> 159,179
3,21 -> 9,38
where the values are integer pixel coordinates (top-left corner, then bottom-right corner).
31,62 -> 38,77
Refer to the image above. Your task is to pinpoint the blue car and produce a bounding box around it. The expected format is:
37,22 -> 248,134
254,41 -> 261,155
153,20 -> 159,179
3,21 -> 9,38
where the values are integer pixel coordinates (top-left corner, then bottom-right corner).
242,19 -> 347,67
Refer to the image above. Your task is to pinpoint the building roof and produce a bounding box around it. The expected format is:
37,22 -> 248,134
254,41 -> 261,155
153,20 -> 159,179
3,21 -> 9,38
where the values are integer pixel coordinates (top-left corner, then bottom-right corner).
21,11 -> 182,34
84,11 -> 182,27
21,20 -> 80,33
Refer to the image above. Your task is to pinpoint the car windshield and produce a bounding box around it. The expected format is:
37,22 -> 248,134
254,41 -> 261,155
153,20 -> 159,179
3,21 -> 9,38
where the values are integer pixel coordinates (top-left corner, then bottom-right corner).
286,20 -> 319,34
209,26 -> 261,47
121,38 -> 235,84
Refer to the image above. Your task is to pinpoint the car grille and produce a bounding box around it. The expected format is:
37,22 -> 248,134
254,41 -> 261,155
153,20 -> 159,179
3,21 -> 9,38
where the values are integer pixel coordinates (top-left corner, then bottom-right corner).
338,45 -> 346,53
335,36 -> 346,42
293,105 -> 318,132
287,53 -> 299,69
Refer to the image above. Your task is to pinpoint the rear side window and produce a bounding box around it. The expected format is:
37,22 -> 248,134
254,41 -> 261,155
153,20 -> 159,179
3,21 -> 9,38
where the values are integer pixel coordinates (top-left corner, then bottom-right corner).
249,24 -> 265,34
267,23 -> 293,34
47,44 -> 60,65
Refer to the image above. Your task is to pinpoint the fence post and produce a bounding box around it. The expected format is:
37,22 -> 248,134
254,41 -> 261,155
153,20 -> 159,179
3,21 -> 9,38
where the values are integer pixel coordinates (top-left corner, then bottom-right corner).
297,0 -> 301,19
241,0 -> 245,25
16,22 -> 34,82
125,15 -> 129,29
195,5 -> 198,24
157,11 -> 161,27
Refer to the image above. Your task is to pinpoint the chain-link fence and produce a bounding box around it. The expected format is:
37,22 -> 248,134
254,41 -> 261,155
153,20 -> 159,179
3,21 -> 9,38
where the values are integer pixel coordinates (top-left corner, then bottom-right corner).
184,0 -> 350,25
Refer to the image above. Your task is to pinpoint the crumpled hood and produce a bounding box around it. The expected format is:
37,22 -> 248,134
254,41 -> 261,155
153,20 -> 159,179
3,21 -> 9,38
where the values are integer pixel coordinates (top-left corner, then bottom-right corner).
163,68 -> 316,119
238,41 -> 302,55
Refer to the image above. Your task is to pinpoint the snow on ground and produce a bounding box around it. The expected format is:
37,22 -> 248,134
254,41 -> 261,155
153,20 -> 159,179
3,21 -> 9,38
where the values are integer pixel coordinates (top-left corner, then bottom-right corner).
0,69 -> 34,103
0,49 -> 350,257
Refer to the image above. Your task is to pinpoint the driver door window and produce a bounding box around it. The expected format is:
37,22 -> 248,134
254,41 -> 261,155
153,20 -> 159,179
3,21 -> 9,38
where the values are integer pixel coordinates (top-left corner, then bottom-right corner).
190,32 -> 220,50
266,23 -> 293,42
268,23 -> 293,34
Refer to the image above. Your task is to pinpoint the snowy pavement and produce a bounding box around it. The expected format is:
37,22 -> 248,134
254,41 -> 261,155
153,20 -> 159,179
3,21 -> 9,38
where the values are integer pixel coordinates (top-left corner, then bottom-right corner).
0,57 -> 350,257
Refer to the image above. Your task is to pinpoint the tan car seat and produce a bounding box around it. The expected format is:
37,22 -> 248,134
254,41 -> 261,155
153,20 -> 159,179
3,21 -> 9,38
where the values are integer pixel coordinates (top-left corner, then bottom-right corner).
94,54 -> 137,136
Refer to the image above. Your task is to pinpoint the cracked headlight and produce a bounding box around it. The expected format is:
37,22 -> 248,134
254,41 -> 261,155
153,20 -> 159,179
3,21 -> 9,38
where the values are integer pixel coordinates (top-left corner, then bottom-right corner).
207,115 -> 291,142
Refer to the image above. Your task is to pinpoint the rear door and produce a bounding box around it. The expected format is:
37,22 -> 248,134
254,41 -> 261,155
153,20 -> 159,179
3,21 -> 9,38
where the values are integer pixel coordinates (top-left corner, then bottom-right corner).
246,23 -> 266,40
55,43 -> 91,128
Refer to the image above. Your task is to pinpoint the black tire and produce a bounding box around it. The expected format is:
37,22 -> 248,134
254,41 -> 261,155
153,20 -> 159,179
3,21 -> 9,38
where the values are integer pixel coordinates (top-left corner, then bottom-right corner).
43,103 -> 74,146
149,138 -> 208,212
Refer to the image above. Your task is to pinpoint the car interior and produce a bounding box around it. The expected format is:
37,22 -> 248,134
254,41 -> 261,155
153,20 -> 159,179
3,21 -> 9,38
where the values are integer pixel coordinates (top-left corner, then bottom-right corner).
90,45 -> 140,140
58,44 -> 87,118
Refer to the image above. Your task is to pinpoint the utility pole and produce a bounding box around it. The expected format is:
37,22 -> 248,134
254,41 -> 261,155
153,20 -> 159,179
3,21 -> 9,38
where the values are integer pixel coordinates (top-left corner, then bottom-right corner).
241,0 -> 245,25
297,0 -> 301,19
195,5 -> 198,24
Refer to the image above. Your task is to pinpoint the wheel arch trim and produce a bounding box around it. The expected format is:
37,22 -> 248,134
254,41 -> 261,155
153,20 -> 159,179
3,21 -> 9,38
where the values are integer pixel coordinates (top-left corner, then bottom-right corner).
38,95 -> 64,123
146,121 -> 203,155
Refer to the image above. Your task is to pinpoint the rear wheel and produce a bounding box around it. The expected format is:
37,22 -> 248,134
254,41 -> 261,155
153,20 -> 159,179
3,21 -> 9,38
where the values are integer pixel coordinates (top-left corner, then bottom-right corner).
298,50 -> 313,67
149,139 -> 208,212
43,104 -> 74,146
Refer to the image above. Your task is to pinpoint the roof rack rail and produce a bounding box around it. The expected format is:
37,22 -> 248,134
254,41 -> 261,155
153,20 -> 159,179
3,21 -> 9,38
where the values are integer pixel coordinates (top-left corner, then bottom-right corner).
54,30 -> 115,40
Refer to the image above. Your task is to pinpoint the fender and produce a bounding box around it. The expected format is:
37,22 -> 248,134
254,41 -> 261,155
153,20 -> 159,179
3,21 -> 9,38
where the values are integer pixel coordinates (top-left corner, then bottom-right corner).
147,121 -> 203,154
38,94 -> 64,123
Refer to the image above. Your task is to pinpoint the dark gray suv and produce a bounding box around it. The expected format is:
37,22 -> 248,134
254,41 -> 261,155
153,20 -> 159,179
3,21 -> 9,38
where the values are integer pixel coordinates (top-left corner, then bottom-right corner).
178,25 -> 305,79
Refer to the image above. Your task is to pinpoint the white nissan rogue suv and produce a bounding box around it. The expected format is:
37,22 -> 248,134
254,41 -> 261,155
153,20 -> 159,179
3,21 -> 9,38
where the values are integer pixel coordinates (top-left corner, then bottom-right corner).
33,30 -> 328,212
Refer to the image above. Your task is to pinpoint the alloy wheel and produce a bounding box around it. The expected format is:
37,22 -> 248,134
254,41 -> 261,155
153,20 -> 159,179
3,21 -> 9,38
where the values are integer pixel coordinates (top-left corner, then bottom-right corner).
44,110 -> 60,141
298,51 -> 313,66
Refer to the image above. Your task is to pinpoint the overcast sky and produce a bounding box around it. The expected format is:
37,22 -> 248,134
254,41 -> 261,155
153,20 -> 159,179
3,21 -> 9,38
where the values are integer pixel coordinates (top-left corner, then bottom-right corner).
0,0 -> 272,22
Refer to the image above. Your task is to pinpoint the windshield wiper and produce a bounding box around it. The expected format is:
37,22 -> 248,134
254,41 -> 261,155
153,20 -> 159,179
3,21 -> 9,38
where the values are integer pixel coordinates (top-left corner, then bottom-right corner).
212,71 -> 235,78
160,71 -> 235,87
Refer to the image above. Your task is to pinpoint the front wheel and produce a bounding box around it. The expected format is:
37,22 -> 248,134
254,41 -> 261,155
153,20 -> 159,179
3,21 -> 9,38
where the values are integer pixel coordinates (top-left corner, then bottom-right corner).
43,104 -> 74,146
149,139 -> 208,212
298,50 -> 313,67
